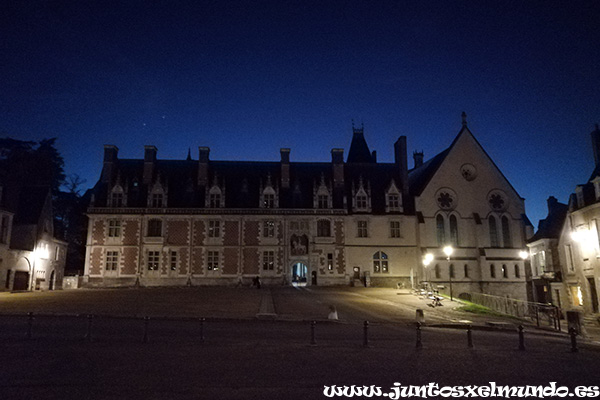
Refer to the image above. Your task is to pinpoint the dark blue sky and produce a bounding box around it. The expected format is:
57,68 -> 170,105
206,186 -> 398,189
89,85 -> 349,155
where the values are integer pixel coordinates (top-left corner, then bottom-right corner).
2,1 -> 600,227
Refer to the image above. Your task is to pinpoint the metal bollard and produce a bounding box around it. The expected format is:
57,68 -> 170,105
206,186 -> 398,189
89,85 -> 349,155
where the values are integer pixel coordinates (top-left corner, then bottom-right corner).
26,312 -> 34,340
363,321 -> 369,348
85,314 -> 94,342
310,321 -> 316,346
518,325 -> 525,351
467,325 -> 473,348
200,317 -> 205,344
142,316 -> 150,343
569,327 -> 578,353
416,322 -> 422,349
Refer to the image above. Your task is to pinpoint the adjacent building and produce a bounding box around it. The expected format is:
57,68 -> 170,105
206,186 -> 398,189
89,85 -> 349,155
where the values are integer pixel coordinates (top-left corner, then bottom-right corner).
84,115 -> 533,300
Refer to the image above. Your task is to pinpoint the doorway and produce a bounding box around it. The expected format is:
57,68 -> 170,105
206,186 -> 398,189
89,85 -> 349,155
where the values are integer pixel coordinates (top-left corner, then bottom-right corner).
311,271 -> 317,286
292,262 -> 308,286
13,271 -> 29,291
49,270 -> 55,290
588,277 -> 599,314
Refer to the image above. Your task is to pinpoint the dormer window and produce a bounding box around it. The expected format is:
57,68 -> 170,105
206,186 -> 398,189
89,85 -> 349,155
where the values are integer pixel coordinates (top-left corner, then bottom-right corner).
318,195 -> 329,209
314,175 -> 331,209
151,193 -> 164,208
208,186 -> 222,208
110,186 -> 125,207
356,193 -> 368,210
385,181 -> 402,212
353,177 -> 370,212
148,181 -> 166,208
262,186 -> 277,209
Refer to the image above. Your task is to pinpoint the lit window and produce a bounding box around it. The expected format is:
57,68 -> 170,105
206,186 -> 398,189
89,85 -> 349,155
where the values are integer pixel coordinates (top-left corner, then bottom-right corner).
263,221 -> 275,238
357,220 -> 368,238
318,194 -> 329,209
263,251 -> 275,271
327,253 -> 333,270
108,219 -> 121,237
390,221 -> 401,238
106,251 -> 119,271
207,251 -> 219,271
208,220 -> 221,238
147,251 -> 159,271
263,193 -> 275,208
373,251 -> 388,273
147,219 -> 162,237
317,219 -> 331,237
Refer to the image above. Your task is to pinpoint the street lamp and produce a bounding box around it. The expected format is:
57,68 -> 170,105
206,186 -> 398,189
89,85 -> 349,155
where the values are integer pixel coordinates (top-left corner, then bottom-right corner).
422,253 -> 434,291
443,245 -> 454,301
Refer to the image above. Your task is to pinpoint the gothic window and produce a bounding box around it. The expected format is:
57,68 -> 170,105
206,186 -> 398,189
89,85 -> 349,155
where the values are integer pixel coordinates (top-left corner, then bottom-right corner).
148,182 -> 166,208
437,192 -> 454,209
436,214 -> 445,246
262,187 -> 276,208
207,251 -> 219,271
449,215 -> 459,246
147,219 -> 162,237
390,221 -> 401,238
357,220 -> 368,238
488,190 -> 508,212
373,251 -> 388,273
207,184 -> 223,208
263,251 -> 275,271
317,194 -> 329,209
489,216 -> 499,247
151,193 -> 164,208
386,181 -> 402,212
208,220 -> 221,238
317,219 -> 331,237
356,194 -> 368,210
110,187 -> 124,207
263,220 -> 275,238
147,251 -> 159,271
502,264 -> 508,278
108,219 -> 121,237
514,264 -> 520,278
501,216 -> 511,248
434,264 -> 440,279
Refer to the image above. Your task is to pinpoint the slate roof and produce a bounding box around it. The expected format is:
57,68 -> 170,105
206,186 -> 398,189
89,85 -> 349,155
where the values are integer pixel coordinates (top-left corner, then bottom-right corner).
527,199 -> 568,243
13,186 -> 50,225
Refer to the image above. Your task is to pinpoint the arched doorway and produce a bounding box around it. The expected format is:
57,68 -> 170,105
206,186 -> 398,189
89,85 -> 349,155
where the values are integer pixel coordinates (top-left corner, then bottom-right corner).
291,262 -> 308,287
13,256 -> 32,291
49,270 -> 55,290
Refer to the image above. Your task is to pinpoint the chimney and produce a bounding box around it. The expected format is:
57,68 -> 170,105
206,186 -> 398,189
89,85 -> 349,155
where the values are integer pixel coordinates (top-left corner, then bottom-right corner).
371,150 -> 377,163
413,151 -> 424,168
547,196 -> 558,213
101,145 -> 119,183
198,147 -> 210,186
280,148 -> 290,189
143,145 -> 157,185
394,136 -> 409,196
591,124 -> 600,166
331,148 -> 344,188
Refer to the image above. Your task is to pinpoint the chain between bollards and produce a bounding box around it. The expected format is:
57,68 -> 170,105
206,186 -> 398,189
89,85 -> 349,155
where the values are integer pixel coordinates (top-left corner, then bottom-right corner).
569,327 -> 578,353
199,317 -> 205,344
85,314 -> 94,342
142,316 -> 150,343
467,325 -> 473,348
310,321 -> 316,346
363,321 -> 369,348
518,325 -> 525,351
415,322 -> 422,349
26,312 -> 34,340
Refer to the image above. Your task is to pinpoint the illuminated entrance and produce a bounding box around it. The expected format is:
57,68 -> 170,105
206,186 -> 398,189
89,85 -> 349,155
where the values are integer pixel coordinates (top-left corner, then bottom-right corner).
291,262 -> 308,286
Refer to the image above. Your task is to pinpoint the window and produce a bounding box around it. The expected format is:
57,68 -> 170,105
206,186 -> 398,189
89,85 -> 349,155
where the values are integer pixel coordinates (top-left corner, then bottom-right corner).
208,220 -> 221,238
317,219 -> 331,237
514,264 -> 520,278
501,216 -> 511,248
147,251 -> 159,271
434,264 -> 440,279
436,215 -> 445,246
106,251 -> 119,271
565,244 -> 575,272
170,251 -> 178,272
464,264 -> 469,278
0,215 -> 8,243
147,219 -> 162,237
263,251 -> 275,271
356,195 -> 368,210
151,193 -> 164,208
489,216 -> 499,247
209,193 -> 221,208
502,264 -> 508,278
207,251 -> 219,271
108,219 -> 121,237
263,192 -> 275,208
490,264 -> 496,278
449,264 -> 455,278
317,194 -> 329,209
390,221 -> 401,238
327,253 -> 333,270
263,220 -> 275,238
373,251 -> 388,273
110,191 -> 123,207
357,220 -> 368,238
449,215 -> 458,246
388,194 -> 400,211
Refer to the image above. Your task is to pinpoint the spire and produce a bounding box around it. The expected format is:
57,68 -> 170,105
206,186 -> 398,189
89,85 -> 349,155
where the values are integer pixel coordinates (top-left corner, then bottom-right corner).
186,148 -> 192,161
461,111 -> 468,127
347,123 -> 374,163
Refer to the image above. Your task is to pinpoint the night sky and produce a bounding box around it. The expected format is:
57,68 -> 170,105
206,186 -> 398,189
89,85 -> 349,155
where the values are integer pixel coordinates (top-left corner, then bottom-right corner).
2,1 -> 600,228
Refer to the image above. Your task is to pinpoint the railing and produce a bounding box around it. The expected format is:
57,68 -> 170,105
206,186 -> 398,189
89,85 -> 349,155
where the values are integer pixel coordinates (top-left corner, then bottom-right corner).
470,293 -> 562,331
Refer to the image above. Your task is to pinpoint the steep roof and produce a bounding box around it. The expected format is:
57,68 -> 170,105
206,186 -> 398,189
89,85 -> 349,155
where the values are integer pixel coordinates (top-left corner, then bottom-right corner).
528,198 -> 568,242
347,127 -> 374,163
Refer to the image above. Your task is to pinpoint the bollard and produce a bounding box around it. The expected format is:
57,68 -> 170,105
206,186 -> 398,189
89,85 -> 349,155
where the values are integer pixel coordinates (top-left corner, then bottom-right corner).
415,322 -> 422,349
467,325 -> 473,348
26,312 -> 34,340
518,325 -> 525,351
363,321 -> 369,348
142,316 -> 150,343
85,314 -> 94,342
200,317 -> 205,344
310,321 -> 316,346
569,327 -> 578,353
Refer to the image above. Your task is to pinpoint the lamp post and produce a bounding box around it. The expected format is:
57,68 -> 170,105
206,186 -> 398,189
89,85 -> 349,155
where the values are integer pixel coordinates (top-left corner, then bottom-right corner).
422,253 -> 434,291
443,245 -> 454,301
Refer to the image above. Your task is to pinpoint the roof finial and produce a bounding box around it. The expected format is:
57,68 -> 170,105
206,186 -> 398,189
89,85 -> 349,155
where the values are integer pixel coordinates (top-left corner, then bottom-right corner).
461,111 -> 467,127
186,147 -> 192,161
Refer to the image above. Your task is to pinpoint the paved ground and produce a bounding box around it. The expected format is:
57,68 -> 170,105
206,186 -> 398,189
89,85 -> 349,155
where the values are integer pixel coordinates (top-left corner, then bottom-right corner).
1,287 -> 599,399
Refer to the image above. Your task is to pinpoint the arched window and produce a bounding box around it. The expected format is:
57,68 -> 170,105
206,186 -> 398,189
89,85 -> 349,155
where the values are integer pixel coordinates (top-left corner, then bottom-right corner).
436,215 -> 445,246
490,264 -> 496,278
464,264 -> 469,278
317,219 -> 331,237
434,264 -> 440,279
514,264 -> 520,278
373,251 -> 388,273
449,263 -> 455,278
449,215 -> 459,246
502,264 -> 508,278
501,216 -> 511,248
489,216 -> 499,247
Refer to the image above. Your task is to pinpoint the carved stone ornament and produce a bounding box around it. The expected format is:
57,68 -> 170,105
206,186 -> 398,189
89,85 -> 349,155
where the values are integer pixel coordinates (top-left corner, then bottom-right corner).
460,163 -> 477,181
